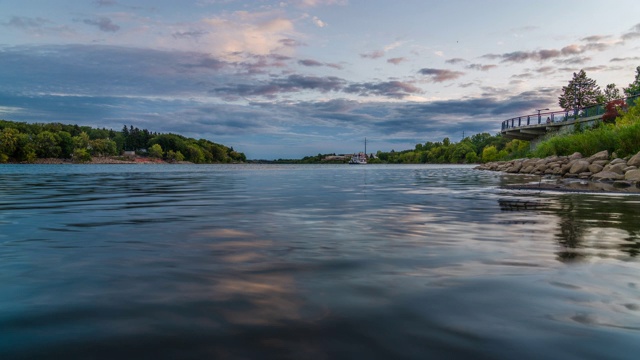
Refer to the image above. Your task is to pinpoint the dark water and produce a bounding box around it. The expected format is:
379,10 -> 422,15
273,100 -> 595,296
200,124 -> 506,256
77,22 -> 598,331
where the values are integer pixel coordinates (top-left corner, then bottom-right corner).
1,164 -> 639,359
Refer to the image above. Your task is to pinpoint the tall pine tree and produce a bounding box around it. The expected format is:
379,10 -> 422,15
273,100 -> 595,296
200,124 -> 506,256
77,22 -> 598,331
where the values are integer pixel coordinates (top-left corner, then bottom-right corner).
558,70 -> 602,111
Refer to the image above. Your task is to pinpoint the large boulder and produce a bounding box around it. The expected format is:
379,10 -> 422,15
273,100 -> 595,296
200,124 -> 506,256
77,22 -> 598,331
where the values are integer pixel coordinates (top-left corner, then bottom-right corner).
592,171 -> 624,181
627,152 -> 640,167
568,152 -> 583,160
506,161 -> 523,173
610,158 -> 627,165
625,169 -> 640,182
569,160 -> 590,174
588,164 -> 604,174
587,150 -> 609,163
604,163 -> 627,175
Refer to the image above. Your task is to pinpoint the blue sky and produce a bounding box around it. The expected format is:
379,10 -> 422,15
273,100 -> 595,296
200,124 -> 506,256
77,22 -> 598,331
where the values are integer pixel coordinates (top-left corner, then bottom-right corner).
1,0 -> 639,159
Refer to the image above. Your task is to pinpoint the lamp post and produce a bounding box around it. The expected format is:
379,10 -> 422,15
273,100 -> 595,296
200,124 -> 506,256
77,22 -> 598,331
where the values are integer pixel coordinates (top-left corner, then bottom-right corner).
536,108 -> 549,124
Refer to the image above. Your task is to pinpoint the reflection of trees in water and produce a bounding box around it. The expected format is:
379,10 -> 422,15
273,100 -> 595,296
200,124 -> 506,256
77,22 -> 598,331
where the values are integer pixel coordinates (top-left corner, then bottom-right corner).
499,195 -> 640,261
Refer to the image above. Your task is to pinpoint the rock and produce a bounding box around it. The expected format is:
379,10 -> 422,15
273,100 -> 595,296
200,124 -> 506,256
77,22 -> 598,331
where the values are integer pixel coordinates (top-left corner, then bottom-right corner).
569,160 -> 590,174
506,162 -> 522,173
588,164 -> 604,173
604,163 -> 627,175
587,150 -> 609,163
568,152 -> 583,160
521,165 -> 535,173
610,158 -> 627,165
592,160 -> 609,167
560,163 -> 573,175
592,171 -> 624,181
613,181 -> 632,188
625,169 -> 640,182
579,172 -> 592,179
627,152 -> 640,167
624,166 -> 638,173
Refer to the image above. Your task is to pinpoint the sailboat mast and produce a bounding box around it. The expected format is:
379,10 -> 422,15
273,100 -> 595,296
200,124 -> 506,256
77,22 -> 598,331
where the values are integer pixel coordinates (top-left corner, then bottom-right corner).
364,138 -> 367,155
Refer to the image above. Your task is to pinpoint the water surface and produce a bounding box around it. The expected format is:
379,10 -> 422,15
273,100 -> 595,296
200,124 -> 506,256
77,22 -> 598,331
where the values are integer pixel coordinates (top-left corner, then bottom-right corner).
1,164 -> 639,359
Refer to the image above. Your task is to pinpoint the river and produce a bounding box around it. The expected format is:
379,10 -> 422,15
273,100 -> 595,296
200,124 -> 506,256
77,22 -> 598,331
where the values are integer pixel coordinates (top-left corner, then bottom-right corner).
1,164 -> 639,359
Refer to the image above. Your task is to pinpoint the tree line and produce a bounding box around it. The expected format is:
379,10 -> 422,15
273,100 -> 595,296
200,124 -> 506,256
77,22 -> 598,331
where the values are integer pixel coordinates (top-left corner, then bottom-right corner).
0,121 -> 245,163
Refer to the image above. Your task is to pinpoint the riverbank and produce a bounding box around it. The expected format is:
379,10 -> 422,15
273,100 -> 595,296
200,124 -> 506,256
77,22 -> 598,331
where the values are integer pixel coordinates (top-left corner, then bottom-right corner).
29,157 -> 190,164
476,150 -> 640,193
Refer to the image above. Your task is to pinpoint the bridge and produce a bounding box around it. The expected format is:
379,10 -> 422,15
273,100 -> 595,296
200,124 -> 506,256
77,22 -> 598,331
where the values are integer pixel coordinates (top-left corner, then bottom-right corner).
501,94 -> 639,142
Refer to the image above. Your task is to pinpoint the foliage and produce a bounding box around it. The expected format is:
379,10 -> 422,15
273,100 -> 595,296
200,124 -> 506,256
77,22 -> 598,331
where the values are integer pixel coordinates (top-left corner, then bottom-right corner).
558,70 -> 603,111
534,101 -> 640,158
602,99 -> 628,123
148,143 -> 164,158
0,119 -> 244,163
73,148 -> 92,163
623,66 -> 640,97
603,83 -> 622,102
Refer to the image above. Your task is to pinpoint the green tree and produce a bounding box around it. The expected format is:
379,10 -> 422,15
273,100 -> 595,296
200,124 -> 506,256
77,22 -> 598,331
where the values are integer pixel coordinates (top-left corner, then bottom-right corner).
73,148 -> 92,163
34,131 -> 62,158
558,70 -> 603,111
603,83 -> 622,102
0,128 -> 21,162
57,131 -> 74,158
623,66 -> 640,97
166,150 -> 185,162
15,133 -> 36,163
90,138 -> 117,157
149,143 -> 164,158
73,132 -> 90,150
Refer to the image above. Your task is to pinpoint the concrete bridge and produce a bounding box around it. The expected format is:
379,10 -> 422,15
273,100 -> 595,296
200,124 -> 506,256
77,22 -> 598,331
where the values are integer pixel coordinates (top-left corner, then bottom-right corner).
500,94 -> 639,143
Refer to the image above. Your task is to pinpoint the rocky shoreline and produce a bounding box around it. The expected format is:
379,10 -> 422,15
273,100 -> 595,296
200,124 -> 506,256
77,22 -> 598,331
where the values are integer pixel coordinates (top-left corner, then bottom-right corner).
475,150 -> 640,193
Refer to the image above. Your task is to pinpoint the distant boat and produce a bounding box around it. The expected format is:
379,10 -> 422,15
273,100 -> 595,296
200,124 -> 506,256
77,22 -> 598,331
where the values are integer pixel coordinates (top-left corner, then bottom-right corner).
349,138 -> 368,165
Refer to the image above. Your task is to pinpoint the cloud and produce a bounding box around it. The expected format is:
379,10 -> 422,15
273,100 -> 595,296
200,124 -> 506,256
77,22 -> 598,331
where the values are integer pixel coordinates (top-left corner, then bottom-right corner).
581,35 -> 610,43
345,81 -> 422,99
481,42 -> 613,63
622,23 -> 640,40
387,57 -> 406,65
298,59 -> 324,66
417,68 -> 465,82
83,17 -> 120,32
279,38 -> 304,47
293,0 -> 347,7
172,30 -> 209,40
95,0 -> 117,6
360,50 -> 385,59
554,56 -> 591,65
3,16 -> 51,30
466,64 -> 497,71
199,11 -> 297,58
312,16 -> 326,27
445,58 -> 467,65
610,56 -> 640,62
211,74 -> 346,98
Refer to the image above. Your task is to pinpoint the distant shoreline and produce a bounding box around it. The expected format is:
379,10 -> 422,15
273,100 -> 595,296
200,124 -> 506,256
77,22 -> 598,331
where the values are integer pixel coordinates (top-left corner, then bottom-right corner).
8,157 -> 193,165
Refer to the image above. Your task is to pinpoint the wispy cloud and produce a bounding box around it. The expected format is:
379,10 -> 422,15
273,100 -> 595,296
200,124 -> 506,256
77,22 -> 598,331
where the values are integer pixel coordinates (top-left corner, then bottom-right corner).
466,64 -> 496,71
345,81 -> 422,99
83,17 -> 120,32
387,57 -> 406,65
622,23 -> 640,40
360,50 -> 385,59
417,68 -> 465,82
481,42 -> 613,63
445,58 -> 467,65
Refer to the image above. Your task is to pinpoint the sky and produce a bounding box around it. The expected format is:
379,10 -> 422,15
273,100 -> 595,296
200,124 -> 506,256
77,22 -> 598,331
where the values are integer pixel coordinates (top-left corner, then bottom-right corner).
1,0 -> 640,159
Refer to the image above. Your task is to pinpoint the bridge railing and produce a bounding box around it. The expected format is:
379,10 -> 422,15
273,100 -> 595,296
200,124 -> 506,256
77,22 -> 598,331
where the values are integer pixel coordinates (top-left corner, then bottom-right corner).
501,94 -> 639,131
